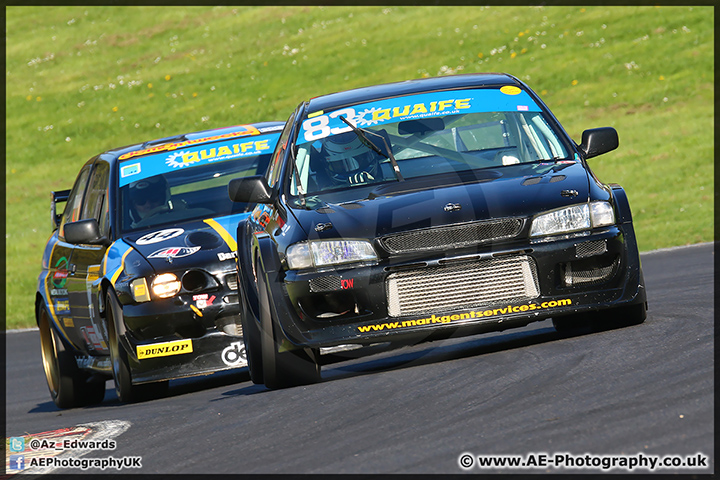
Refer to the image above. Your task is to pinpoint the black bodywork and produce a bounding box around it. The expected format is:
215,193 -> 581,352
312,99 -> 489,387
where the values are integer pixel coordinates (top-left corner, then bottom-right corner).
231,74 -> 647,389
36,122 -> 284,407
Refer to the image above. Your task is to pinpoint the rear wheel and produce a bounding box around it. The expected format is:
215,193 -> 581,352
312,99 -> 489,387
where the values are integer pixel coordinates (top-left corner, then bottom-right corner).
106,290 -> 168,403
256,261 -> 320,389
38,305 -> 105,408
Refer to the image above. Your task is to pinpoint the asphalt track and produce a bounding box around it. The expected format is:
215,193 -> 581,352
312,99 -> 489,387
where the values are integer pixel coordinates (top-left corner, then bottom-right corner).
4,242 -> 714,474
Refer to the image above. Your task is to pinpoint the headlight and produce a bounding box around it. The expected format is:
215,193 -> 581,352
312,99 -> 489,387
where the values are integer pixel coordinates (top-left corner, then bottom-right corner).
151,273 -> 181,298
530,201 -> 614,237
589,201 -> 615,228
287,240 -> 377,270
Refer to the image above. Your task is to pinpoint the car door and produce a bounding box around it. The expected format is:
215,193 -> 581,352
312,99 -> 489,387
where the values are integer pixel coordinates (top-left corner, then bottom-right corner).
248,110 -> 295,235
49,163 -> 92,350
65,160 -> 111,355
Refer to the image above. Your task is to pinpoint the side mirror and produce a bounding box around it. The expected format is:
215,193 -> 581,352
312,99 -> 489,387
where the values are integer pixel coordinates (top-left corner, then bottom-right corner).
64,218 -> 110,246
579,127 -> 619,159
228,175 -> 273,204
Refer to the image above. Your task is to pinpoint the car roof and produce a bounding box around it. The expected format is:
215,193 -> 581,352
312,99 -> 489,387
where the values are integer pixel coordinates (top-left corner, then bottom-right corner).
304,73 -> 522,113
100,121 -> 286,163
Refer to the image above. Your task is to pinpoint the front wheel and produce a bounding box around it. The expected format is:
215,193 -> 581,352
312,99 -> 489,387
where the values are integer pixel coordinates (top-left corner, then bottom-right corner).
553,302 -> 647,334
106,290 -> 168,403
241,315 -> 265,385
594,302 -> 647,330
38,305 -> 105,408
256,261 -> 320,389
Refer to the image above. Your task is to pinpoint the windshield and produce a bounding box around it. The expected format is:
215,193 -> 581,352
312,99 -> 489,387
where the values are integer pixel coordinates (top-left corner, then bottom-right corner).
291,87 -> 570,199
118,130 -> 281,233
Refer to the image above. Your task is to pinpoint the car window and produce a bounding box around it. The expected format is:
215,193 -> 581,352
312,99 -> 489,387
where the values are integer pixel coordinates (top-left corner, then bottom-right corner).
118,130 -> 282,233
81,162 -> 109,222
290,88 -> 571,197
58,164 -> 92,239
266,111 -> 296,188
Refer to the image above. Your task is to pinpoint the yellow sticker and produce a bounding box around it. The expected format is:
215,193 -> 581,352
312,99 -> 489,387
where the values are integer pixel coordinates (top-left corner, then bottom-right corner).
500,86 -> 522,95
307,110 -> 324,118
87,265 -> 101,282
133,283 -> 147,298
137,339 -> 193,360
62,317 -> 74,328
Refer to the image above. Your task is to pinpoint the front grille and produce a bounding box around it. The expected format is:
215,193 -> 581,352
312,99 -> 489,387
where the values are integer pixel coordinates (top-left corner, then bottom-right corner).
386,255 -> 539,317
575,239 -> 607,258
309,275 -> 342,292
379,218 -> 524,255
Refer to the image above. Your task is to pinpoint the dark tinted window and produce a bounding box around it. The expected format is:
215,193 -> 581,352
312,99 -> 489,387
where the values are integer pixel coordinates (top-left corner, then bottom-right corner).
82,162 -> 109,236
58,164 -> 92,239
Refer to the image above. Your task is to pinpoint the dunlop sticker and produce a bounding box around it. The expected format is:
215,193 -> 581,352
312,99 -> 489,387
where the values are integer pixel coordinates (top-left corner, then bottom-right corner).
137,339 -> 193,360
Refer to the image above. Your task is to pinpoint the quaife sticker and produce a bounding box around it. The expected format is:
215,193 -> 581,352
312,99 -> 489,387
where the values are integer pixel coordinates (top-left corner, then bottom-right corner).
299,88 -> 542,144
137,339 -> 193,359
117,131 -> 281,187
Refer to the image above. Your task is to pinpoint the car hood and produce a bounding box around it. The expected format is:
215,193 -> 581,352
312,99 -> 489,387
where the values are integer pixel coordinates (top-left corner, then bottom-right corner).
290,162 -> 591,241
122,213 -> 248,272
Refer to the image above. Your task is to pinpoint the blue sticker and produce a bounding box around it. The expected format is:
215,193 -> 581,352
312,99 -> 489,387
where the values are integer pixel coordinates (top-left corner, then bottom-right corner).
119,132 -> 281,187
298,88 -> 542,145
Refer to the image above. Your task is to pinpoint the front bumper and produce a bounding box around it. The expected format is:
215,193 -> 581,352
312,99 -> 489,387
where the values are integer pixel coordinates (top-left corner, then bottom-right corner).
116,282 -> 247,384
121,330 -> 247,384
263,225 -> 646,349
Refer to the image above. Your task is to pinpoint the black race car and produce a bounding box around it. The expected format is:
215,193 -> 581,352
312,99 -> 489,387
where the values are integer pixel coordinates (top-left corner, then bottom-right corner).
37,122 -> 284,407
229,73 -> 647,389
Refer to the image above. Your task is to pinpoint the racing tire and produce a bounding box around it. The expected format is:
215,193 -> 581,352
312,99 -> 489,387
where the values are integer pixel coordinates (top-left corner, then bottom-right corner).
37,305 -> 105,409
551,312 -> 594,334
256,261 -> 320,389
593,302 -> 647,331
106,290 -> 168,403
241,306 -> 265,385
553,302 -> 647,334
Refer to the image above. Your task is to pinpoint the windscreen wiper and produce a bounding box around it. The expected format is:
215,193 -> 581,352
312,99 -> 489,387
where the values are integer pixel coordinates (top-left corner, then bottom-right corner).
339,116 -> 404,181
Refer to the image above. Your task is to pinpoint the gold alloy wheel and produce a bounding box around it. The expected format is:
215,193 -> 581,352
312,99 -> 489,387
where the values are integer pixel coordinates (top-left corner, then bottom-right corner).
38,307 -> 61,398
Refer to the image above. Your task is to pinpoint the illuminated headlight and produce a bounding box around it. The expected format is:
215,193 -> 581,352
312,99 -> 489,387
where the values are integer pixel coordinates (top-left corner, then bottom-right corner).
530,201 -> 614,237
151,273 -> 181,298
287,240 -> 377,270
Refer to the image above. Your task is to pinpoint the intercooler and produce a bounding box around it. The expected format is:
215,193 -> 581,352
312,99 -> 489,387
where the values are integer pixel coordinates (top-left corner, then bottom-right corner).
386,255 -> 540,317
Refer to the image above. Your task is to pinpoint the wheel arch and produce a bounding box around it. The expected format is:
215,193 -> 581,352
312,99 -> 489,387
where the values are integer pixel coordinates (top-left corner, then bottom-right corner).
100,278 -> 127,338
608,184 -> 633,224
35,292 -> 72,348
35,292 -> 49,326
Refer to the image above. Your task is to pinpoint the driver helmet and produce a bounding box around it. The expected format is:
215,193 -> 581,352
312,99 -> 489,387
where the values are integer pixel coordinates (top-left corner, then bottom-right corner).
322,132 -> 379,185
129,174 -> 170,219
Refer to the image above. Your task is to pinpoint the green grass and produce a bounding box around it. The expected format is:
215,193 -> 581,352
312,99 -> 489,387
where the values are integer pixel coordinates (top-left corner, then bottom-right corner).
5,6 -> 714,329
